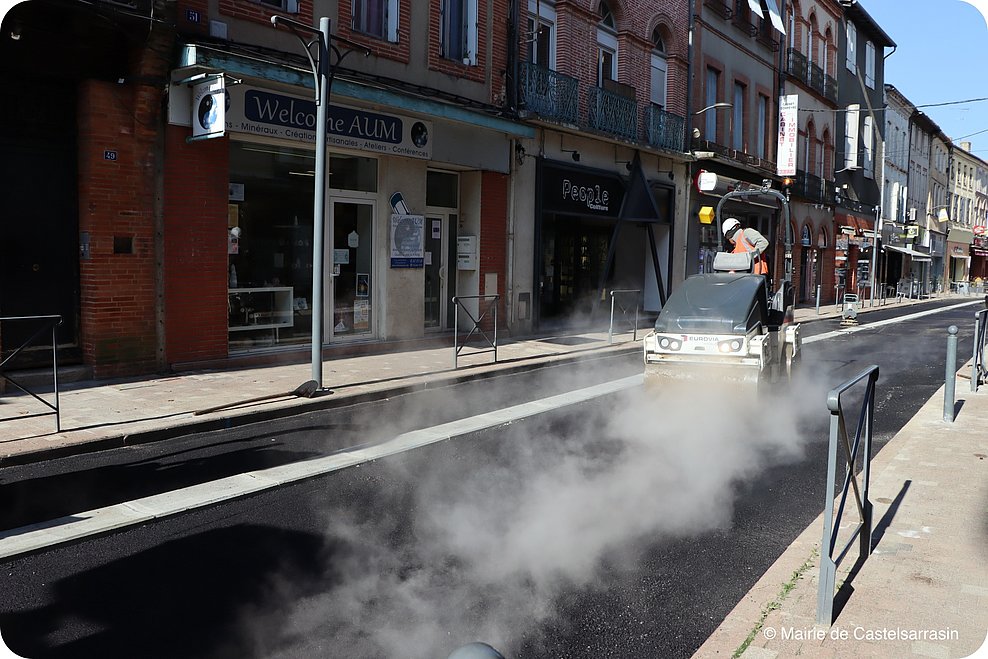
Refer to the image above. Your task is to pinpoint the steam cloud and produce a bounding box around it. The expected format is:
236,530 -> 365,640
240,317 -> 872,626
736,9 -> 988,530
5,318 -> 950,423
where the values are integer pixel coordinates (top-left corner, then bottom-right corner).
240,366 -> 830,658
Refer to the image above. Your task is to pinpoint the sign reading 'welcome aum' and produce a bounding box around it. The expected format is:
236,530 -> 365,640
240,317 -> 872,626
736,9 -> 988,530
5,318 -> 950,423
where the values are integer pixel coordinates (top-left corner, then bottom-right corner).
226,86 -> 432,160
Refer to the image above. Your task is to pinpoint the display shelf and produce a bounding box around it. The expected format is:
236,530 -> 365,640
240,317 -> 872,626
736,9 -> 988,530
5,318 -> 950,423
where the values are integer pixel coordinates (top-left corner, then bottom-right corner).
228,287 -> 294,331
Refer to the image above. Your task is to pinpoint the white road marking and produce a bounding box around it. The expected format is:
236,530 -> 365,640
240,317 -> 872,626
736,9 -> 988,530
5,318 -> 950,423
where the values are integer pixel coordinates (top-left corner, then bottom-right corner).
802,301 -> 982,345
2,301 -> 977,559
0,376 -> 642,559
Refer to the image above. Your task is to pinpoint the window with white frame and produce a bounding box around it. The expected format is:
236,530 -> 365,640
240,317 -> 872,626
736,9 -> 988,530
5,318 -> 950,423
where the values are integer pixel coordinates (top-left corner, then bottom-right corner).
863,115 -> 874,177
526,0 -> 555,68
757,94 -> 768,159
864,41 -> 875,88
650,28 -> 667,109
597,2 -> 617,86
440,0 -> 478,65
732,82 -> 745,151
845,22 -> 856,72
352,0 -> 399,42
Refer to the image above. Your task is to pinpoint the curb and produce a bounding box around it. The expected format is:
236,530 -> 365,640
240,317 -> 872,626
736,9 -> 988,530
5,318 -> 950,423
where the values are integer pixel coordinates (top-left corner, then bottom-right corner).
1,343 -> 641,467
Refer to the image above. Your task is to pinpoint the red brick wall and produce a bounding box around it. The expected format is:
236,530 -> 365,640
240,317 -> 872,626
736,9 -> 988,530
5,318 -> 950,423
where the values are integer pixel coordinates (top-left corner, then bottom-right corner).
539,1 -> 689,124
163,125 -> 230,364
480,171 -> 508,325
217,0 -> 313,28
77,80 -> 159,378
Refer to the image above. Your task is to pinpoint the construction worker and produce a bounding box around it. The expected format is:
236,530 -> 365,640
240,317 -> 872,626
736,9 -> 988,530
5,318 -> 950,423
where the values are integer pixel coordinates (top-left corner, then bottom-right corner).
723,217 -> 769,276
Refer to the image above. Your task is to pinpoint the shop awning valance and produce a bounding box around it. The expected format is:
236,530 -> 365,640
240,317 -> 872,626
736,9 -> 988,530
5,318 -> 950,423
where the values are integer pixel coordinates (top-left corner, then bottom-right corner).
884,245 -> 931,262
947,227 -> 974,244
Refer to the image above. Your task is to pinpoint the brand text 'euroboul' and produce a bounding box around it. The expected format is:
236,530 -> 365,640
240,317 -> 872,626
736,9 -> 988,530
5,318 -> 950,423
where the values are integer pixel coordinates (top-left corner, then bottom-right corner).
244,90 -> 402,143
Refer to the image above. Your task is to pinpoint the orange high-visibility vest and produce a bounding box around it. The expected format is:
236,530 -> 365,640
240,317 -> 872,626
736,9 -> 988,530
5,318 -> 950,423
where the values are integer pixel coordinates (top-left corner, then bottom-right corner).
732,231 -> 768,275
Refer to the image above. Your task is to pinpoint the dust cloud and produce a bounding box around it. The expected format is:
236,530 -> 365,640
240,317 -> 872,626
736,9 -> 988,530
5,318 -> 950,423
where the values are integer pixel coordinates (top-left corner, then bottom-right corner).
239,364 -> 831,659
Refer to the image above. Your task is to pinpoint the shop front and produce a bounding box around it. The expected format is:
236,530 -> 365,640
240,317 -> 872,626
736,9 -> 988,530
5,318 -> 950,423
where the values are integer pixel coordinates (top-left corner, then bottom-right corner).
165,57 -> 525,363
947,226 -> 974,290
535,159 -> 674,327
972,228 -> 988,283
834,212 -> 876,299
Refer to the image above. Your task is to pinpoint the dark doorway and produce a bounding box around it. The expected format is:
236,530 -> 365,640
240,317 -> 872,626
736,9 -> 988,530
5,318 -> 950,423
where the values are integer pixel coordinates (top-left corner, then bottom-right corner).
0,85 -> 80,363
539,214 -> 612,325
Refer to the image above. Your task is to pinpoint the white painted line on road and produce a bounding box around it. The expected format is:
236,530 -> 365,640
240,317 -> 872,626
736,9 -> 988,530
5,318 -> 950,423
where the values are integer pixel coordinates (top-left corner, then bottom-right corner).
0,375 -> 642,559
803,301 -> 982,345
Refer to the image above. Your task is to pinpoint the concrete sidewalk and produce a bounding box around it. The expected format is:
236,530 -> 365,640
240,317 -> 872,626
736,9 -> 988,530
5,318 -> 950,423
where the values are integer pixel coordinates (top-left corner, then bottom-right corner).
0,293 -> 970,467
694,381 -> 988,656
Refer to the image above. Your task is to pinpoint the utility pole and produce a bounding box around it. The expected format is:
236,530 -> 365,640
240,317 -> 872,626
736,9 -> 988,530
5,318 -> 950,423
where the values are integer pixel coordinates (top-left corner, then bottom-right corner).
270,15 -> 368,391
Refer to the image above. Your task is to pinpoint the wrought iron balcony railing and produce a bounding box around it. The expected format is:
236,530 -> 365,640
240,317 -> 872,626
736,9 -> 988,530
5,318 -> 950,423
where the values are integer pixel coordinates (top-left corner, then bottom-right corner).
645,105 -> 686,152
587,85 -> 637,142
704,0 -> 733,20
519,61 -> 579,126
787,48 -> 808,84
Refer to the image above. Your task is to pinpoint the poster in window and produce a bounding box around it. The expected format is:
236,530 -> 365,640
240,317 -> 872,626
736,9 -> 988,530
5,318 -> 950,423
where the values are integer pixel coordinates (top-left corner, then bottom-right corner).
353,299 -> 370,330
390,214 -> 425,268
356,273 -> 369,298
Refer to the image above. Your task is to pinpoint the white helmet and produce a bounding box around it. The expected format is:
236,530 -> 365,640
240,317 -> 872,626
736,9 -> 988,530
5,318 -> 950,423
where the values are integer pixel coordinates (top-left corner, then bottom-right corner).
722,217 -> 741,237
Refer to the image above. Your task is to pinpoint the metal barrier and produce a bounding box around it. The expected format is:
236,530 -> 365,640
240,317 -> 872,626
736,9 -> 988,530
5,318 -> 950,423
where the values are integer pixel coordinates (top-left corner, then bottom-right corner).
452,295 -> 499,369
973,309 -> 988,393
0,315 -> 63,432
817,364 -> 879,625
608,289 -> 641,344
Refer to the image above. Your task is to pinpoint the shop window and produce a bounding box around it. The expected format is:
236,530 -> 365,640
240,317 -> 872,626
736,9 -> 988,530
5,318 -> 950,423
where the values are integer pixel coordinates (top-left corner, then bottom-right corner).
228,142 -> 317,350
329,154 -> 378,192
427,170 -> 458,208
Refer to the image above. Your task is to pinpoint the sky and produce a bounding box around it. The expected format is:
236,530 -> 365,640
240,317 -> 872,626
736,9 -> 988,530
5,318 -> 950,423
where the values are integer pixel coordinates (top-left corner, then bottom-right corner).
862,0 -> 988,156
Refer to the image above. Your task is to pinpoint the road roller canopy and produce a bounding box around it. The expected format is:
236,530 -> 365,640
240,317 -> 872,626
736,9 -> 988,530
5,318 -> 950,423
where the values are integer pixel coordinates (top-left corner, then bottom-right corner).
653,274 -> 769,335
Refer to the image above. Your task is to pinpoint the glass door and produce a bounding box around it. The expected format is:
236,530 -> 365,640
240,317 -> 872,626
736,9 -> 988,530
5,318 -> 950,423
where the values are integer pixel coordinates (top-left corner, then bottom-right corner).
424,214 -> 449,330
330,199 -> 375,340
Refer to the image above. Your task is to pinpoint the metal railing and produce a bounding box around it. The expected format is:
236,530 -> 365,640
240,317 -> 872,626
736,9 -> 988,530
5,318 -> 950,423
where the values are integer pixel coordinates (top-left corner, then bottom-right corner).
817,364 -> 879,625
452,295 -> 499,369
645,105 -> 686,152
973,309 -> 988,392
587,85 -> 637,141
0,315 -> 63,432
519,62 -> 579,125
608,289 -> 641,344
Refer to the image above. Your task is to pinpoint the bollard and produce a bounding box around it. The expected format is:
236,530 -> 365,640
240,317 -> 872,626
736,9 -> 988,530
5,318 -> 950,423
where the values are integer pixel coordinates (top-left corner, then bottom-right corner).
945,325 -> 958,422
816,284 -> 821,315
974,312 -> 982,394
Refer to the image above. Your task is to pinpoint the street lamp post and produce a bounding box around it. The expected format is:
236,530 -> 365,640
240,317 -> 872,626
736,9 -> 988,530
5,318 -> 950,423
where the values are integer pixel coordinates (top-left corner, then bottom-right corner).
271,15 -> 368,391
869,204 -> 880,306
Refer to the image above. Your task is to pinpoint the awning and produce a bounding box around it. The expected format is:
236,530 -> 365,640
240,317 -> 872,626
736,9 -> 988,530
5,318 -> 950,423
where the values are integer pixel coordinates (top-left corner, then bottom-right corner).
885,245 -> 931,262
763,0 -> 787,33
837,214 -> 873,233
747,0 -> 765,18
947,227 -> 974,244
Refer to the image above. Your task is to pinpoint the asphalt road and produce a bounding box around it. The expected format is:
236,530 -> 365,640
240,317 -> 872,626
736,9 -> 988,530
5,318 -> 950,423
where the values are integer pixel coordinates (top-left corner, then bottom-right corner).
0,300 -> 980,659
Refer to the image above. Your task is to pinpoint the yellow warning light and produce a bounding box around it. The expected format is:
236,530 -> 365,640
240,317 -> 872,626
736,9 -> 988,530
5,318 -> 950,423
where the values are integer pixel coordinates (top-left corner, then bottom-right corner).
782,177 -> 794,188
699,206 -> 715,224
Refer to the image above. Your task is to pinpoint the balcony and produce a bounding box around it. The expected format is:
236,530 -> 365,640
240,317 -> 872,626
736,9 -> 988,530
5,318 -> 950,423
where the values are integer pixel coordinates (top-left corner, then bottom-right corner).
518,62 -> 689,152
645,105 -> 686,152
787,48 -> 808,84
519,61 -> 579,126
587,84 -> 638,142
704,0 -> 733,20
